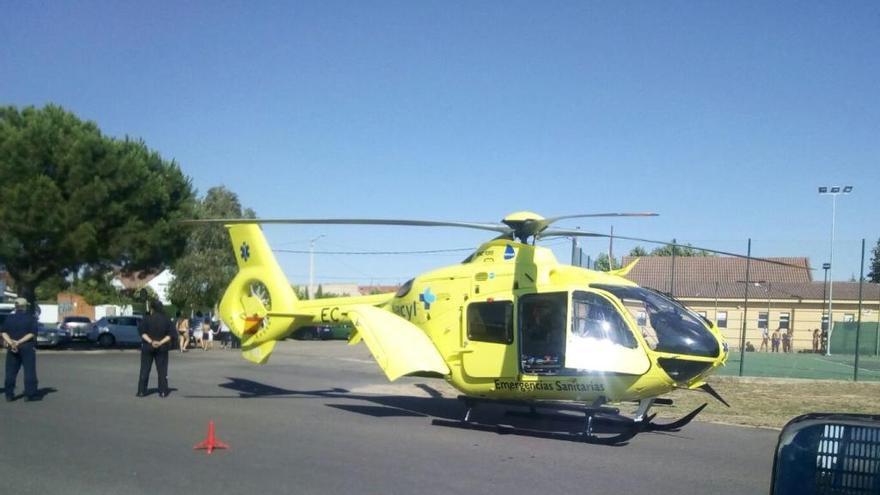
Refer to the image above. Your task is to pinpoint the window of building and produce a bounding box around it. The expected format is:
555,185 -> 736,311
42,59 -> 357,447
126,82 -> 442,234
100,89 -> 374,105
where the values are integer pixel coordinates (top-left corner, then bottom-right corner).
717,311 -> 728,328
843,314 -> 855,323
467,301 -> 513,344
758,312 -> 768,329
779,312 -> 790,330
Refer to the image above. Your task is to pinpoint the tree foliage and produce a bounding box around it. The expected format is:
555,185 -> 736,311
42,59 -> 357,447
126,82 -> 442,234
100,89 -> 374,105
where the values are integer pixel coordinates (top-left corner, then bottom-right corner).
0,105 -> 194,307
648,243 -> 714,257
167,186 -> 255,311
593,253 -> 618,271
869,237 -> 880,283
629,246 -> 649,257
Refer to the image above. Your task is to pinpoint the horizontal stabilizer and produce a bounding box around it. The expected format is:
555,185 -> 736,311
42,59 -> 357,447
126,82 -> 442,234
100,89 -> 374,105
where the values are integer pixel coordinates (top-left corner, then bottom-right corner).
348,305 -> 449,381
242,340 -> 277,365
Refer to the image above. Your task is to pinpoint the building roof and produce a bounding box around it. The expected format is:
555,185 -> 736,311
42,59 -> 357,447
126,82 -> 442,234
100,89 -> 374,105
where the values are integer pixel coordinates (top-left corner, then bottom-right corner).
113,271 -> 161,290
620,255 -> 880,302
621,256 -> 813,287
625,280 -> 880,302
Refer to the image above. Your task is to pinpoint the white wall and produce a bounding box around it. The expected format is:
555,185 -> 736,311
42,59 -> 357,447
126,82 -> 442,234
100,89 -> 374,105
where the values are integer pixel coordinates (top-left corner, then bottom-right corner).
148,270 -> 174,305
95,305 -> 134,319
38,304 -> 59,325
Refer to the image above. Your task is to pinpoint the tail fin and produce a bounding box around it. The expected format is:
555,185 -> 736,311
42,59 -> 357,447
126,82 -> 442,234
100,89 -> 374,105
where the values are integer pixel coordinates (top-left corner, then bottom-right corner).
219,224 -> 298,363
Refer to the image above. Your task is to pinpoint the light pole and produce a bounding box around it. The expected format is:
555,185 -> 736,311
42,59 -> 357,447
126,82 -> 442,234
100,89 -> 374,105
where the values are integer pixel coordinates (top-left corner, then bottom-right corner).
818,185 -> 852,355
821,262 -> 830,350
308,234 -> 326,300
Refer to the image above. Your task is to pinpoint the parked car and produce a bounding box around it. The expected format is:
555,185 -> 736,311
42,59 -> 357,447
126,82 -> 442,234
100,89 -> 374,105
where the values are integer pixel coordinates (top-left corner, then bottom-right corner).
36,323 -> 67,347
290,324 -> 352,340
87,315 -> 143,347
59,316 -> 93,341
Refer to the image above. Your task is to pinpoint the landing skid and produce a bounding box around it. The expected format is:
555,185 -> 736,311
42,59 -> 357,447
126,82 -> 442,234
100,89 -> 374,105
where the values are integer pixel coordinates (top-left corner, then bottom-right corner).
431,396 -> 707,445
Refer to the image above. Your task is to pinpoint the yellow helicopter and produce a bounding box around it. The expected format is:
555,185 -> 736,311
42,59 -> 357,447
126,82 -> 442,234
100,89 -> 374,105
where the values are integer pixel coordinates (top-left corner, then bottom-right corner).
196,211 -> 746,444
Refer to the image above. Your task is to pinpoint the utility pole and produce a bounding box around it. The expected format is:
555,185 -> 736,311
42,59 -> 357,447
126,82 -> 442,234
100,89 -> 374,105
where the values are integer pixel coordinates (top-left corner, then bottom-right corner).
609,225 -> 614,269
308,234 -> 326,300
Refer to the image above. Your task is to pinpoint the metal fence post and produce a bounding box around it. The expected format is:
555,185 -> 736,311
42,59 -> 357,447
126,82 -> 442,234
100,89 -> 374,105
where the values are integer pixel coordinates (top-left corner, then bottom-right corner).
739,239 -> 752,377
854,239 -> 865,382
670,238 -> 677,297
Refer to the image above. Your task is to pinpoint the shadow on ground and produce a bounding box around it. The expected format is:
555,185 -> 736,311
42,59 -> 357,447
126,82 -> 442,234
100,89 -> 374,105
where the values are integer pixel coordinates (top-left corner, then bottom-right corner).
194,377 -> 650,446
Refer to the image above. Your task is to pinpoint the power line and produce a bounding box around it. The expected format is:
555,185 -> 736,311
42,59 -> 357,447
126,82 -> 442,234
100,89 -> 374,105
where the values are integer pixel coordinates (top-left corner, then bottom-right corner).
274,247 -> 474,255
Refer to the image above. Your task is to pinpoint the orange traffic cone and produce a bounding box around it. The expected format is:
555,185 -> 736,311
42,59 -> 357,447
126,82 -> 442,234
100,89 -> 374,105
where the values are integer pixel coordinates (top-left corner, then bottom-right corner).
193,420 -> 230,454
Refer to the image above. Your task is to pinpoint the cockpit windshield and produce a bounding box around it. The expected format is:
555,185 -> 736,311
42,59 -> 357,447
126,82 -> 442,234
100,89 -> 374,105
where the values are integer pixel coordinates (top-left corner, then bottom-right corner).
592,285 -> 720,358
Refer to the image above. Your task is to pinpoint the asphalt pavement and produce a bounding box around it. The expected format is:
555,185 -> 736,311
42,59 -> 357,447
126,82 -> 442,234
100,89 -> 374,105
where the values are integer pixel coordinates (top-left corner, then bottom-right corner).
0,341 -> 779,495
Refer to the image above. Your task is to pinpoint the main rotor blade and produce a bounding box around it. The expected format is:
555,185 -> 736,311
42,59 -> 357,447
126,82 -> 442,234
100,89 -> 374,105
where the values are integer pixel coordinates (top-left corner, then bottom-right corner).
545,212 -> 659,224
542,228 -> 813,271
185,218 -> 513,234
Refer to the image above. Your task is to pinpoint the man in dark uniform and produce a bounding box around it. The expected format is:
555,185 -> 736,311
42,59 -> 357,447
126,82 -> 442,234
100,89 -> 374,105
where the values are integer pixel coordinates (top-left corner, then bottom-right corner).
2,298 -> 39,402
137,299 -> 174,398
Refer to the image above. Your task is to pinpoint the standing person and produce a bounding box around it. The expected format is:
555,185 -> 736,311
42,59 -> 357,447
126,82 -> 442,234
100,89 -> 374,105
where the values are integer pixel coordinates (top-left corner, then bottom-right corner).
2,298 -> 39,402
175,311 -> 189,352
812,328 -> 821,353
137,300 -> 173,398
201,316 -> 211,351
781,326 -> 790,353
218,320 -> 231,349
759,326 -> 769,352
192,311 -> 204,350
771,327 -> 781,353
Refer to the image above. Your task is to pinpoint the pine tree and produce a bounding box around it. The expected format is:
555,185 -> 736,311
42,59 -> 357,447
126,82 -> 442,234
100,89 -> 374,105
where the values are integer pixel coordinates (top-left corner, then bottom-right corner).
0,105 -> 194,308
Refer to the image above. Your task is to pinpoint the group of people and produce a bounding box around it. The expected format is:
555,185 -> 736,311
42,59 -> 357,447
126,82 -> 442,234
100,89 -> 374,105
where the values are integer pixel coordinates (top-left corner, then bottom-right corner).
757,326 -> 826,353
173,311 -> 235,352
2,297 -> 240,402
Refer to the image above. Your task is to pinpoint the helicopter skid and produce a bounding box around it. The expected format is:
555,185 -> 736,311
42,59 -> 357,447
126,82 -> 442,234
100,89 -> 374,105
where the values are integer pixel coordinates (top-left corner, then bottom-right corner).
432,417 -> 639,445
430,396 -> 708,445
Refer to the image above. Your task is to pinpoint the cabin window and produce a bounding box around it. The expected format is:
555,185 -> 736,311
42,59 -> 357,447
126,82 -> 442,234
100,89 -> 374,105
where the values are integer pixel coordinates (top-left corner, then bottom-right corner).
467,301 -> 513,344
395,279 -> 414,298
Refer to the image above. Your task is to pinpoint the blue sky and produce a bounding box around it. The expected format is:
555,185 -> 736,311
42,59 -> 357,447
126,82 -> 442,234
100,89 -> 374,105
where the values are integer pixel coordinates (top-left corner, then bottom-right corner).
2,2 -> 878,285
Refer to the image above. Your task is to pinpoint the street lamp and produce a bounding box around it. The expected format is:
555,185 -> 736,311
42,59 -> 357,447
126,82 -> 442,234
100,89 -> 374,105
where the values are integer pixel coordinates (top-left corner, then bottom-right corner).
737,280 -> 770,351
821,262 -> 830,336
308,234 -> 326,300
818,185 -> 853,355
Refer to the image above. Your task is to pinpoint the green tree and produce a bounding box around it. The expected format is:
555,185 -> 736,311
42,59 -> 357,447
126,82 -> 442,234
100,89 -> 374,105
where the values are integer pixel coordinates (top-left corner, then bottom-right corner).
649,243 -> 714,257
629,246 -> 649,257
167,186 -> 255,311
869,238 -> 880,283
0,105 -> 194,308
594,253 -> 618,271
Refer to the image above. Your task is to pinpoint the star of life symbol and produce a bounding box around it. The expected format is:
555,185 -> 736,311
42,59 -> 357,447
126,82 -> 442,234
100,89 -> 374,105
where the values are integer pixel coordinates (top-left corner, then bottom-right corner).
240,242 -> 250,262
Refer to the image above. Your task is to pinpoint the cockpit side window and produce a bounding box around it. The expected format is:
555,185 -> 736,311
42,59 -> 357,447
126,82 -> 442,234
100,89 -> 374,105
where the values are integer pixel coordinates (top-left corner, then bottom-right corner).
591,285 -> 720,358
571,291 -> 638,349
619,298 -> 658,350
